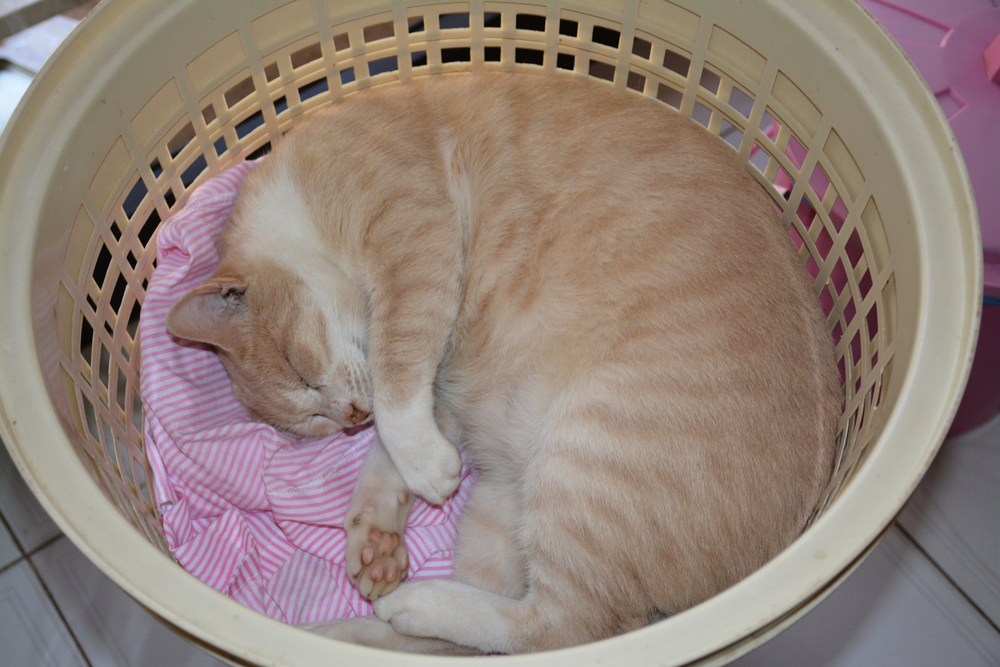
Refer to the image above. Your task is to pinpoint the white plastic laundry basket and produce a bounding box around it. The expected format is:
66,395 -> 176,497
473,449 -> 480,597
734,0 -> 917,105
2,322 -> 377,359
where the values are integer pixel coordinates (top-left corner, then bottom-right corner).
0,1 -> 981,665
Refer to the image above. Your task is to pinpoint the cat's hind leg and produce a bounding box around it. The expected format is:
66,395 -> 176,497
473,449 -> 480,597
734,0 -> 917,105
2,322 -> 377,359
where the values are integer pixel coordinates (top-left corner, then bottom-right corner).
300,614 -> 478,655
450,474 -> 528,599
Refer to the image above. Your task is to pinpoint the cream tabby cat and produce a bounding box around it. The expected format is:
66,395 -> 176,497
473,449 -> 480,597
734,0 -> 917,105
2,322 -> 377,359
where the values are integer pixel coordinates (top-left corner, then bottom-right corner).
166,73 -> 840,655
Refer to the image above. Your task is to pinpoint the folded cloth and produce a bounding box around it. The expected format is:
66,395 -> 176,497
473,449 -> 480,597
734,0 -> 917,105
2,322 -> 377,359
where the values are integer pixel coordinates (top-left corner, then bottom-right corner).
139,160 -> 473,625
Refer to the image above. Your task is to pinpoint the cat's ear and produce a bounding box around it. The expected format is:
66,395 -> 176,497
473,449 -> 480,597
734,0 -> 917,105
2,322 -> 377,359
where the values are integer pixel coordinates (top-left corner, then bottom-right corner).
165,277 -> 250,351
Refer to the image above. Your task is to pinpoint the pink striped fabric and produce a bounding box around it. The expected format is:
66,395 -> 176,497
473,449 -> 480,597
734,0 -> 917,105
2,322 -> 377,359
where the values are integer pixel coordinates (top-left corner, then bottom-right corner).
139,161 -> 474,625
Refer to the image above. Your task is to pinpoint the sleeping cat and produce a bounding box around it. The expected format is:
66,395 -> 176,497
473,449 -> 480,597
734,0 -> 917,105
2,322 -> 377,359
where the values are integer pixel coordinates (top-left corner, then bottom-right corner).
166,73 -> 840,655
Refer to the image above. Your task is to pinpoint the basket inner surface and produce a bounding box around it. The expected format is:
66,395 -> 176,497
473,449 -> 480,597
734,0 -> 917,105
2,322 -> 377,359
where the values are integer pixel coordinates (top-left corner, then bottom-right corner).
53,0 -> 895,554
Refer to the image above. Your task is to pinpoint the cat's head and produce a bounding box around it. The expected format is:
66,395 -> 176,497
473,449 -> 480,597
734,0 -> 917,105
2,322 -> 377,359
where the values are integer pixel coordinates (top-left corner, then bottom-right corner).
165,257 -> 373,438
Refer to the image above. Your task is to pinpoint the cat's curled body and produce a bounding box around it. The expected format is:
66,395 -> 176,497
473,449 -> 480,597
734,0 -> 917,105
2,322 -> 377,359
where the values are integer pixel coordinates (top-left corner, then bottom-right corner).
167,73 -> 840,655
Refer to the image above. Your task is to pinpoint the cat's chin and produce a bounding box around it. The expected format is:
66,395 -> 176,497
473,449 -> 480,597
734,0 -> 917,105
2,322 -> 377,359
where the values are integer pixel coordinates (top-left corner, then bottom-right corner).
342,421 -> 375,437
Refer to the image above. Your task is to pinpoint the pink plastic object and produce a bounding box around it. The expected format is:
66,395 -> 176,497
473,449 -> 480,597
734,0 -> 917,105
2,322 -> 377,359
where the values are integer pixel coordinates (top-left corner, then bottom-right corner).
859,0 -> 1000,435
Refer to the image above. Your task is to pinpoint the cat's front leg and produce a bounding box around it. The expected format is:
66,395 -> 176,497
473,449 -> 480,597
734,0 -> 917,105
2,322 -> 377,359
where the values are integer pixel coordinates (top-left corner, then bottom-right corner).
346,435 -> 414,599
374,387 -> 462,505
362,215 -> 465,505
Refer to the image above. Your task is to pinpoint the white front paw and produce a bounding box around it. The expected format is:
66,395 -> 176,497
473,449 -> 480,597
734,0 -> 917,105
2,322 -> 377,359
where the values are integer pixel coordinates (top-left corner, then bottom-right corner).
372,580 -> 448,638
394,430 -> 461,505
377,404 -> 461,505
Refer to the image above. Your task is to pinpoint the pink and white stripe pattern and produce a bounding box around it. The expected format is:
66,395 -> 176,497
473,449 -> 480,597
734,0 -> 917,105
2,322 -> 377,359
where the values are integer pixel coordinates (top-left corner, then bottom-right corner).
139,161 -> 474,625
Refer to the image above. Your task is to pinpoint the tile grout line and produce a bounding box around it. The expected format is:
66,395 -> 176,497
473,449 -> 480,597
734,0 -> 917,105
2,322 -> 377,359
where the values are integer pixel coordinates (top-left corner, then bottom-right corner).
896,523 -> 1000,637
0,506 -> 26,576
24,547 -> 96,667
0,506 -> 94,666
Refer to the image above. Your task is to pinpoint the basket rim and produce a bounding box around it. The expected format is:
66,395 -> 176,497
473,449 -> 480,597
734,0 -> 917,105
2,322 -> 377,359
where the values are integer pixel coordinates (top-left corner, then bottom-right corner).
0,0 -> 982,665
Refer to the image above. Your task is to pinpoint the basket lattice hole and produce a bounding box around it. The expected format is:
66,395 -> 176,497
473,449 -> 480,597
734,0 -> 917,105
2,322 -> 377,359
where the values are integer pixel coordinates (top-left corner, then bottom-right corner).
180,155 -> 207,188
692,102 -> 712,128
830,196 -> 848,232
92,244 -> 112,286
115,369 -> 129,411
559,18 -> 577,37
775,167 -> 793,195
843,296 -> 857,325
785,134 -> 807,171
439,12 -> 470,29
202,104 -> 217,125
79,317 -> 94,365
632,36 -> 651,59
369,55 -> 399,75
657,82 -> 682,109
866,305 -> 879,341
225,77 -> 255,109
109,220 -> 123,242
168,122 -> 195,157
132,392 -> 144,433
484,11 -> 501,28
407,18 -> 424,34
164,188 -> 176,208
859,270 -> 873,300
720,118 -> 743,150
626,71 -> 646,93
412,50 -> 429,67
108,272 -> 128,313
340,67 -> 356,85
126,250 -> 138,270
749,141 -> 769,173
809,163 -> 830,199
123,180 -> 147,220
125,301 -> 141,338
117,440 -> 135,484
556,52 -> 574,70
850,330 -> 862,369
699,68 -> 721,95
515,48 -> 544,66
150,158 -> 163,179
516,13 -> 545,32
246,141 -> 272,162
761,110 -> 779,141
135,461 -> 151,504
235,110 -> 264,140
441,48 -> 471,64
588,59 -> 615,82
845,229 -> 864,268
830,258 -> 848,295
363,21 -> 394,43
797,196 -> 816,228
82,394 -> 99,441
137,210 -> 159,248
291,43 -> 323,69
264,63 -> 280,82
299,78 -> 329,100
729,87 -> 753,119
274,95 -> 289,115
592,25 -> 620,49
98,344 -> 111,398
214,136 -> 227,157
663,50 -> 690,77
334,32 -> 351,50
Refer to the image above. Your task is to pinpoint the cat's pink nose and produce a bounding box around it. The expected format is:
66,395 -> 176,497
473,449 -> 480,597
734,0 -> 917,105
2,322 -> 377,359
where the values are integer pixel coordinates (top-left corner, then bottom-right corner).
347,404 -> 370,425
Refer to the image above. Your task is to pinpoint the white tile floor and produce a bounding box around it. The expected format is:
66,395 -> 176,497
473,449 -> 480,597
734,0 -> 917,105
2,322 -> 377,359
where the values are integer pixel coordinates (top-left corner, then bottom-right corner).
2,9 -> 1000,667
